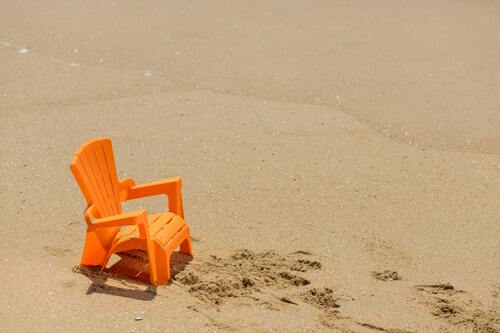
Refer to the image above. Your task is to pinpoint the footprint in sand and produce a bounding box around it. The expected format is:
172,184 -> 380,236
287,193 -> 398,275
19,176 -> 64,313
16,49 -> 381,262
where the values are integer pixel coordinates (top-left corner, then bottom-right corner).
44,246 -> 73,256
291,259 -> 322,272
62,280 -> 77,288
174,249 -> 413,333
303,287 -> 340,309
372,270 -> 402,281
363,238 -> 413,265
414,283 -> 500,332
173,249 -> 321,306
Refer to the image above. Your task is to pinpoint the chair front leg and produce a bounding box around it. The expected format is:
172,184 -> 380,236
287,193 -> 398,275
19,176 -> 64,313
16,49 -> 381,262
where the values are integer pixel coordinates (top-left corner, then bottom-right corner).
139,222 -> 159,285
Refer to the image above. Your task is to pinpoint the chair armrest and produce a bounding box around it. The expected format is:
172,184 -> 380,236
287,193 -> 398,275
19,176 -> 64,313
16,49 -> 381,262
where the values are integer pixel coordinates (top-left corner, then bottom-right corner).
89,209 -> 148,231
124,177 -> 184,218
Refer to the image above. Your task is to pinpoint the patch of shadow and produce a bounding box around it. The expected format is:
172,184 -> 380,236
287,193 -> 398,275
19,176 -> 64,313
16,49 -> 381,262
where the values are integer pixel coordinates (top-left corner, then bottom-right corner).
75,265 -> 156,301
279,297 -> 298,305
290,250 -> 312,255
372,270 -> 402,281
72,251 -> 166,302
415,283 -> 454,291
355,321 -> 412,333
86,283 -> 156,301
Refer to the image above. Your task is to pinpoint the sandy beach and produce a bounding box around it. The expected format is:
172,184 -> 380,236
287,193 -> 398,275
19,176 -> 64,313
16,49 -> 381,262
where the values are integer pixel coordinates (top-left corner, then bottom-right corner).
1,1 -> 499,332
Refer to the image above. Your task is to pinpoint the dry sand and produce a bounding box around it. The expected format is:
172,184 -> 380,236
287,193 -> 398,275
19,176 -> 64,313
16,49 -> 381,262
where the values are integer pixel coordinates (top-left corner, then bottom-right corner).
1,1 -> 499,332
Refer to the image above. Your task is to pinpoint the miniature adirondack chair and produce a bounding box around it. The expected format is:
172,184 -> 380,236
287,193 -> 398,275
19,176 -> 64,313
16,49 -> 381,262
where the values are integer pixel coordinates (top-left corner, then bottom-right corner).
70,138 -> 193,286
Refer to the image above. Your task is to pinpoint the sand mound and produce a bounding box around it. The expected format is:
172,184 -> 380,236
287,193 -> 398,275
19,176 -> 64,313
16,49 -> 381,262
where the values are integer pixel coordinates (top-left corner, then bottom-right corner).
173,249 -> 321,305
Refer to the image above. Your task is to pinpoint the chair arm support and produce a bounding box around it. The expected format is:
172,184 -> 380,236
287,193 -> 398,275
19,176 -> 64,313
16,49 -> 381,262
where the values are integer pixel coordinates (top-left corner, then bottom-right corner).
89,209 -> 148,232
118,177 -> 136,201
84,204 -> 97,227
124,177 -> 184,218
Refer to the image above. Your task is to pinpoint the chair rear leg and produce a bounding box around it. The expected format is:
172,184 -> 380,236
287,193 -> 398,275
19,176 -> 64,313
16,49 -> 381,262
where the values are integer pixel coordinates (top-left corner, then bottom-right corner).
179,226 -> 193,256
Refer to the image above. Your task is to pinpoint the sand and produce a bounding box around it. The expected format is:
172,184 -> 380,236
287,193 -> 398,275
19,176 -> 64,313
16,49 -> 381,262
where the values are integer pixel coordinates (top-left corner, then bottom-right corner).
1,0 -> 499,332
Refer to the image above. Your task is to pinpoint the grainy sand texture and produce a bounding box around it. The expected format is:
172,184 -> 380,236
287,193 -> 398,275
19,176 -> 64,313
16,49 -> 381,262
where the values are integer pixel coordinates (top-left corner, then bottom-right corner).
1,1 -> 500,332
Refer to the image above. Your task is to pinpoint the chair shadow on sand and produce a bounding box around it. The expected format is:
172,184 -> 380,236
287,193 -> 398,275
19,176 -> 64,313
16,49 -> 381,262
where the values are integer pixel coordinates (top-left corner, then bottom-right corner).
75,250 -> 192,301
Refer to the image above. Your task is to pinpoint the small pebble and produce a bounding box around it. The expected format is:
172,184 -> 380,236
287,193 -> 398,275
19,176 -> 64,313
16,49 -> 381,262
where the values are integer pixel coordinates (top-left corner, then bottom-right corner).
134,316 -> 144,321
143,69 -> 152,77
18,47 -> 30,54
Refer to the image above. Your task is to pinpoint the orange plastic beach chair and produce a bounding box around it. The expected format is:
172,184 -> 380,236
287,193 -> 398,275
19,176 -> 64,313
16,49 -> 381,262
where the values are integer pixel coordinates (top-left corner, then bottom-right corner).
70,138 -> 193,285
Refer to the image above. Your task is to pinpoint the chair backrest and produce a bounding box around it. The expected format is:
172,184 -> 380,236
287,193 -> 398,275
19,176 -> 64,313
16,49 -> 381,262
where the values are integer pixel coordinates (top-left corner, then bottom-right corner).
71,138 -> 122,219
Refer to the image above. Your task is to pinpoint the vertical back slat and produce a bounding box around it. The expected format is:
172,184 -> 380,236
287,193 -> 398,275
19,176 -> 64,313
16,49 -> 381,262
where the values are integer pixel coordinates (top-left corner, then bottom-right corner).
80,148 -> 111,217
102,139 -> 122,213
72,154 -> 106,218
94,142 -> 119,215
71,138 -> 123,218
88,146 -> 116,217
